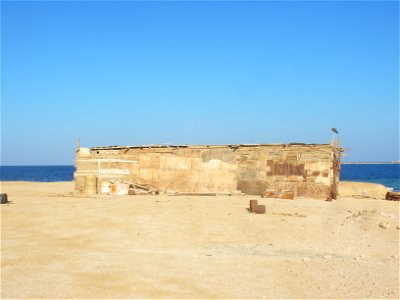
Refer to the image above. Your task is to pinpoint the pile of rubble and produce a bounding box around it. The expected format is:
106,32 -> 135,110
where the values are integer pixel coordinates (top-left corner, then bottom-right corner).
128,183 -> 160,195
96,179 -> 244,196
262,189 -> 295,200
98,181 -> 160,195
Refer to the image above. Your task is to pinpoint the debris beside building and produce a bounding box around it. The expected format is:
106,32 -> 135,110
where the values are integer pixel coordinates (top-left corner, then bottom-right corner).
74,143 -> 341,200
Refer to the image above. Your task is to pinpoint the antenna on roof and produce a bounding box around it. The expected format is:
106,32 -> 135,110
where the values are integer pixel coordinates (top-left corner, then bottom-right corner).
76,137 -> 81,151
330,128 -> 339,147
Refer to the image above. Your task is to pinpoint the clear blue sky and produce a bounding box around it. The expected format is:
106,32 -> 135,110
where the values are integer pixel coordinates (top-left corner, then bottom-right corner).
1,1 -> 398,165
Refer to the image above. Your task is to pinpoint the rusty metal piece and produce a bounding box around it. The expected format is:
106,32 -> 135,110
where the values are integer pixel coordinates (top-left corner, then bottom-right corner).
0,193 -> 8,204
262,189 -> 279,198
281,191 -> 294,200
252,204 -> 266,214
249,200 -> 258,212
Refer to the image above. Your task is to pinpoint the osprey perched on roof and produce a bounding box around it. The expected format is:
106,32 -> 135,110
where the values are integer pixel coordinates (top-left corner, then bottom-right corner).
331,127 -> 339,134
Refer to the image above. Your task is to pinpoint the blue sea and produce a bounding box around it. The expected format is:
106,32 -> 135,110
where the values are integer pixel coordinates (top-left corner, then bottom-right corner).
340,164 -> 399,191
0,164 -> 399,191
0,166 -> 75,182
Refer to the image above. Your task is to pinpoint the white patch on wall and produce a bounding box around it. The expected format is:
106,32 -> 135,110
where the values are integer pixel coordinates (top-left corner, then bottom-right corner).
204,159 -> 221,170
100,169 -> 130,175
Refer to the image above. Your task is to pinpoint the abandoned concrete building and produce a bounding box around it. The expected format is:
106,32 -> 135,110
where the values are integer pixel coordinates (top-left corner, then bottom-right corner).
74,143 -> 341,199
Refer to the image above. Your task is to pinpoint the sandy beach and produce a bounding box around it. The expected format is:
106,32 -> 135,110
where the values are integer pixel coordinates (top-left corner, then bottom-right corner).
1,181 -> 399,299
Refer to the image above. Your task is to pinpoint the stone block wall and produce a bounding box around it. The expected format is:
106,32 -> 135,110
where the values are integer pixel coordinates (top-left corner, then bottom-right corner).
236,145 -> 340,199
74,144 -> 340,199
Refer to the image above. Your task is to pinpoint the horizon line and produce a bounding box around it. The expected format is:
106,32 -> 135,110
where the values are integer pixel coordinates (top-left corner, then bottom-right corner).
1,161 -> 400,167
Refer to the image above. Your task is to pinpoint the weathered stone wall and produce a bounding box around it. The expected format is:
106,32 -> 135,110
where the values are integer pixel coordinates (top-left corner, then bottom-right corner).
74,144 -> 340,199
75,146 -> 238,194
236,145 -> 340,199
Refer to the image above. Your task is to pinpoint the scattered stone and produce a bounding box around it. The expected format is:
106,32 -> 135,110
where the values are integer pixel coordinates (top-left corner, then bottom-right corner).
281,191 -> 295,200
379,222 -> 390,229
303,257 -> 311,262
262,189 -> 279,198
396,226 -> 400,230
380,212 -> 395,218
323,255 -> 332,259
354,257 -> 359,261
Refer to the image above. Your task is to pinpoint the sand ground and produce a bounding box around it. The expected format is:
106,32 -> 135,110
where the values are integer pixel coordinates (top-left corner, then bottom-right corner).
1,181 -> 399,299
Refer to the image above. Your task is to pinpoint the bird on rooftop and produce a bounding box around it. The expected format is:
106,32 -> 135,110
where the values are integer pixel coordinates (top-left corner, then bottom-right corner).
331,127 -> 339,134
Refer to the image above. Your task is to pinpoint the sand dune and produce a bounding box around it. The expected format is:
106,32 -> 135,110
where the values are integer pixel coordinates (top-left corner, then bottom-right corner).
1,181 -> 399,299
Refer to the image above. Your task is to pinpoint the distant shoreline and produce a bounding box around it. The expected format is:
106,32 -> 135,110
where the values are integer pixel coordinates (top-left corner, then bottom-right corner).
1,162 -> 399,169
0,162 -> 399,167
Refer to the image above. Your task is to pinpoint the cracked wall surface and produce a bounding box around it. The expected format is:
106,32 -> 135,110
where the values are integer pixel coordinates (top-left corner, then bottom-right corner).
75,144 -> 340,199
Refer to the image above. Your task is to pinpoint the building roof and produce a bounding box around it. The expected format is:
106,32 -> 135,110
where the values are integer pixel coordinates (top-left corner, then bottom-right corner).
89,143 -> 334,151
